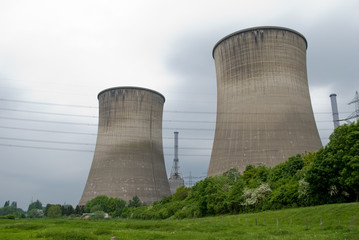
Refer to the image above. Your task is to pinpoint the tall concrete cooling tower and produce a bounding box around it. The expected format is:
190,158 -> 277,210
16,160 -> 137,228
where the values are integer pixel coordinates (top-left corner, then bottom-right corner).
208,26 -> 322,176
79,87 -> 171,205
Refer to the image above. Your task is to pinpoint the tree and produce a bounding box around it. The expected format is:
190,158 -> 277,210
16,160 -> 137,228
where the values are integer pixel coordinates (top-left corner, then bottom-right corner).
11,201 -> 17,208
128,196 -> 142,208
63,205 -> 74,216
28,200 -> 43,212
45,204 -> 52,216
172,186 -> 190,202
338,122 -> 359,201
0,205 -> 24,217
107,197 -> 126,217
223,168 -> 241,184
241,183 -> 272,210
341,155 -> 359,201
4,201 -> 10,207
47,205 -> 62,218
269,154 -> 304,186
306,122 -> 359,204
84,195 -> 109,212
187,175 -> 232,216
75,205 -> 84,215
228,177 -> 246,212
267,178 -> 299,209
27,209 -> 43,218
242,165 -> 269,188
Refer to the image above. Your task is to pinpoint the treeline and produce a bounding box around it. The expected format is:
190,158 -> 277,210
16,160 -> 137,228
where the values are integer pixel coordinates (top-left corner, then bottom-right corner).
0,201 -> 24,219
1,122 -> 357,220
0,199 -> 84,219
82,121 -> 358,219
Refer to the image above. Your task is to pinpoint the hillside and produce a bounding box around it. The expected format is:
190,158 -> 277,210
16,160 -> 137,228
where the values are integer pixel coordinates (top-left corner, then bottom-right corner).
1,202 -> 358,240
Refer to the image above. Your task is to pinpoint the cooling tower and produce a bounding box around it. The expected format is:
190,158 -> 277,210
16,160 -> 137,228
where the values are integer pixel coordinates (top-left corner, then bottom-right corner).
208,26 -> 322,176
79,87 -> 171,205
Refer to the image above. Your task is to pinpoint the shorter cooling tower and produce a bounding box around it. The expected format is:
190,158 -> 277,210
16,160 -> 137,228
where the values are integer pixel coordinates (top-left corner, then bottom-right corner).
208,26 -> 322,176
79,87 -> 171,205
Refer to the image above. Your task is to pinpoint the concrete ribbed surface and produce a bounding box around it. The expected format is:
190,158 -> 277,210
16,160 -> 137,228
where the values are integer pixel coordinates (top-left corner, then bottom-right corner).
79,87 -> 170,205
208,27 -> 322,176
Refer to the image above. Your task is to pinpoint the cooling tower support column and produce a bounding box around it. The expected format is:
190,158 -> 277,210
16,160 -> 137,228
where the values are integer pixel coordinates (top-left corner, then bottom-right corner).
79,87 -> 171,205
208,26 -> 322,176
330,93 -> 340,129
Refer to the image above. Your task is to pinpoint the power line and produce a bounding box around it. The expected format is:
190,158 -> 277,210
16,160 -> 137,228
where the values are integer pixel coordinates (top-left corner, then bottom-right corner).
0,98 -> 352,115
0,114 -> 335,126
0,136 -> 213,150
0,98 -> 97,109
0,126 -> 96,136
0,137 -> 96,146
0,125 -> 334,135
3,142 -> 324,158
0,107 -> 97,118
0,116 -> 97,126
0,143 -> 212,156
0,143 -> 93,153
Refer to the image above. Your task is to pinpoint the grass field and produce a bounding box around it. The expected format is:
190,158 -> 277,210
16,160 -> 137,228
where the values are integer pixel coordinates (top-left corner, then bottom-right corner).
1,202 -> 359,240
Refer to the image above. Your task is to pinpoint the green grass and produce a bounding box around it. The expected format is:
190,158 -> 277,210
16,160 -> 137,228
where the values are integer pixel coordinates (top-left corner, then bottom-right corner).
1,202 -> 359,240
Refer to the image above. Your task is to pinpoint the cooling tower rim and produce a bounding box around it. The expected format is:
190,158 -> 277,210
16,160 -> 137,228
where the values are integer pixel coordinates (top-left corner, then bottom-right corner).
212,26 -> 308,58
97,86 -> 165,102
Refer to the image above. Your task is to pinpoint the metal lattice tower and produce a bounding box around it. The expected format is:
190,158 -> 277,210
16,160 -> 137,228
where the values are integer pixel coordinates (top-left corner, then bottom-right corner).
170,132 -> 180,178
346,91 -> 359,122
168,132 -> 184,194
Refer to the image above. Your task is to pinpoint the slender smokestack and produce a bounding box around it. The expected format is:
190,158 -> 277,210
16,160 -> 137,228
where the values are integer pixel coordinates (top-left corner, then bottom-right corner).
330,93 -> 340,129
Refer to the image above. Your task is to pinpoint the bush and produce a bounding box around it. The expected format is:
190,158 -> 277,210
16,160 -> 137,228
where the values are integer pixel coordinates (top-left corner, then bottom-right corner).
173,203 -> 201,219
47,205 -> 62,218
0,214 -> 16,219
84,195 -> 108,212
27,209 -> 43,218
0,206 -> 24,217
90,211 -> 106,220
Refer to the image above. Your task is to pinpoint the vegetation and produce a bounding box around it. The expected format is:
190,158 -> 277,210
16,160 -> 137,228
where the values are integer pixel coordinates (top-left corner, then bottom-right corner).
0,122 -> 357,222
0,202 -> 358,240
27,200 -> 42,212
0,201 -> 24,219
117,122 -> 358,220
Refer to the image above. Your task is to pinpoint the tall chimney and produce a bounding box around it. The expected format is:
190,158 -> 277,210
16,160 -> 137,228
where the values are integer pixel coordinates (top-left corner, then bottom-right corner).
330,93 -> 340,129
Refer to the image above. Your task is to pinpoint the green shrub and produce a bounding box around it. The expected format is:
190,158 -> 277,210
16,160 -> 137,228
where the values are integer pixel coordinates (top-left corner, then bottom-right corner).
90,211 -> 106,220
27,209 -> 43,218
47,205 -> 62,218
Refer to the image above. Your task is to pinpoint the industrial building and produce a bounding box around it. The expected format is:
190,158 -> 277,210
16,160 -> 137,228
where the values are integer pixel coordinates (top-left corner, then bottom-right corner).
208,26 -> 322,176
79,87 -> 171,205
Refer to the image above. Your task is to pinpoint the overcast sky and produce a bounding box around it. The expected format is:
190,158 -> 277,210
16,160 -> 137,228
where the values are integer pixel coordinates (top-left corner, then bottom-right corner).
0,0 -> 358,210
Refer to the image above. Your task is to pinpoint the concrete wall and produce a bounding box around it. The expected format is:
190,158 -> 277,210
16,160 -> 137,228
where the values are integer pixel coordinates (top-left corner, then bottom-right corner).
208,27 -> 322,176
79,87 -> 171,205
